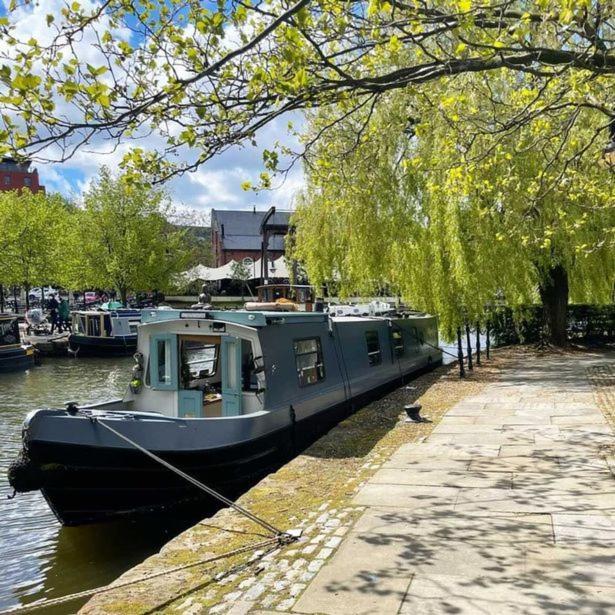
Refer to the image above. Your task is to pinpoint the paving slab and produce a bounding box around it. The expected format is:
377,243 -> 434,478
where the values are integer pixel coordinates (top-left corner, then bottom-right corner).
352,484 -> 459,509
455,486 -> 615,515
381,457 -> 471,472
437,416 -> 477,425
351,508 -> 554,545
551,513 -> 615,547
370,468 -> 513,489
383,443 -> 500,461
291,352 -> 615,615
524,544 -> 615,586
398,574 -> 615,615
551,414 -> 606,426
469,456 -> 561,473
431,423 -> 504,434
450,432 -> 534,446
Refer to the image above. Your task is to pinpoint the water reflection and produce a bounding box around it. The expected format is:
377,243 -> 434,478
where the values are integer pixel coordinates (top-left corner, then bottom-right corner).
0,356 -> 213,613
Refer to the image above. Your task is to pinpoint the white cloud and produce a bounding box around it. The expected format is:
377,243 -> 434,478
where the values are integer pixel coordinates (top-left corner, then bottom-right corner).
3,1 -> 306,217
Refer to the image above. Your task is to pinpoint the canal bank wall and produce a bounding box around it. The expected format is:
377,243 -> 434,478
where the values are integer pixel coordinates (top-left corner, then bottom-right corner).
80,348 -> 518,615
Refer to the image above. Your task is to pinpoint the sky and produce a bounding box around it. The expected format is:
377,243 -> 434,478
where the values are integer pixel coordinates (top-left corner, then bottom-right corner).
1,0 -> 305,220
37,116 -> 305,220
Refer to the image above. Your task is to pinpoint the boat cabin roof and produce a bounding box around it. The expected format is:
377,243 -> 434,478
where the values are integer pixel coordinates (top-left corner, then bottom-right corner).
255,284 -> 313,290
141,308 -> 328,328
140,308 -> 436,329
72,309 -> 141,318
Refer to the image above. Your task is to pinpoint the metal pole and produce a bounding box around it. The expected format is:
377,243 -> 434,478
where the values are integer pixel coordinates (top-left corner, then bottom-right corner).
457,327 -> 465,378
465,324 -> 473,371
475,322 -> 481,366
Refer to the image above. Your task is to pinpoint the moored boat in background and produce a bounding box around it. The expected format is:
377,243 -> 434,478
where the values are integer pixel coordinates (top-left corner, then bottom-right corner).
0,313 -> 36,373
68,308 -> 141,357
9,307 -> 441,525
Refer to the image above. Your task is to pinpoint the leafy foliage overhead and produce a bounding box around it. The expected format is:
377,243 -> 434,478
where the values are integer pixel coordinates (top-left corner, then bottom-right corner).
0,1 -> 613,179
290,76 -> 614,339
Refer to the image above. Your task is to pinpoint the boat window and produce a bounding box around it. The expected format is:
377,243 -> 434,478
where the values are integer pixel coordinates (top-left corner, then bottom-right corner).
181,340 -> 218,386
103,315 -> 112,337
365,330 -> 382,366
87,316 -> 100,337
73,315 -> 84,334
293,337 -> 325,387
392,329 -> 404,358
129,320 -> 140,335
0,318 -> 19,345
241,339 -> 259,391
157,339 -> 169,383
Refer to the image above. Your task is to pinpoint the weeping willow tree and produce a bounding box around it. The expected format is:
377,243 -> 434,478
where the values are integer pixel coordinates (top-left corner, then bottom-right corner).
290,75 -> 614,345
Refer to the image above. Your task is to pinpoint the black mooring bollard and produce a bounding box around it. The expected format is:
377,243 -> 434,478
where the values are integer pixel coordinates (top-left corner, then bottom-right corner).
457,327 -> 465,378
465,324 -> 473,371
404,403 -> 431,423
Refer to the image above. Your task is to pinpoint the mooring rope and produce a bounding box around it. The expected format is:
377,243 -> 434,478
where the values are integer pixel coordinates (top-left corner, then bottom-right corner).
91,416 -> 288,538
0,537 -> 280,614
407,329 -> 460,361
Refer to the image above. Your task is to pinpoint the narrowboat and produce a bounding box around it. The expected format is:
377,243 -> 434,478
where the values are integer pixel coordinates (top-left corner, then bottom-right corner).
8,308 -> 441,525
68,309 -> 141,356
0,313 -> 36,372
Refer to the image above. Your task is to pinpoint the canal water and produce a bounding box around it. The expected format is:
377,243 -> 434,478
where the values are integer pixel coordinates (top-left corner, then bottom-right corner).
0,357 -> 211,614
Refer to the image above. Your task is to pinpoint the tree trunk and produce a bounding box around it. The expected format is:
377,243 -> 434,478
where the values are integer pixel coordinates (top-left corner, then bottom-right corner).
119,287 -> 128,307
538,264 -> 569,347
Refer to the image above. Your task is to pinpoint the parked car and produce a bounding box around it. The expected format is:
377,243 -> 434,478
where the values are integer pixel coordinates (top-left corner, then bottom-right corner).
84,292 -> 101,305
28,287 -> 59,301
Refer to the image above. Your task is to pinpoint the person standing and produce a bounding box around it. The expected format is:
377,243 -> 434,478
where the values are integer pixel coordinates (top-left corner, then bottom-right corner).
47,293 -> 59,334
58,297 -> 71,333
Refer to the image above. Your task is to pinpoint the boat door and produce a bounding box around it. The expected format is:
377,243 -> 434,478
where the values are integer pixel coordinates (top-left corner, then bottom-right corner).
221,336 -> 242,416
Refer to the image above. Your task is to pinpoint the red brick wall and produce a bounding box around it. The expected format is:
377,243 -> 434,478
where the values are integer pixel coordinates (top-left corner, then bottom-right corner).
0,169 -> 44,193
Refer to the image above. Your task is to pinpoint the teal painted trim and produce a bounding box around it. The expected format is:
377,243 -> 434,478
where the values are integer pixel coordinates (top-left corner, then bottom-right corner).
178,389 -> 203,417
149,333 -> 178,390
221,336 -> 242,416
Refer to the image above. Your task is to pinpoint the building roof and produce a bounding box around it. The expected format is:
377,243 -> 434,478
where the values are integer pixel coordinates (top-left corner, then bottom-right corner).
211,209 -> 292,252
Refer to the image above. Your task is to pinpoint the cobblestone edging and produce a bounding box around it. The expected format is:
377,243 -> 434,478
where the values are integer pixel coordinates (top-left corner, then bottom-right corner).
194,504 -> 367,614
588,363 -> 615,428
588,362 -> 615,472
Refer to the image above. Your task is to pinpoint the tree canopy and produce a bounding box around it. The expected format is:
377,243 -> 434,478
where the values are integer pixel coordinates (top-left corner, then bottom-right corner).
0,1 -> 613,180
64,167 -> 190,304
290,73 -> 614,342
0,189 -> 70,302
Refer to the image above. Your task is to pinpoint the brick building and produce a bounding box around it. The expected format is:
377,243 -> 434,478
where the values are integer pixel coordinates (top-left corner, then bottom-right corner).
0,158 -> 45,193
211,208 -> 291,267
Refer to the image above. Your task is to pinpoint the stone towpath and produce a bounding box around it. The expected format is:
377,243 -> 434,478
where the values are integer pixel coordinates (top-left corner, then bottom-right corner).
277,352 -> 615,614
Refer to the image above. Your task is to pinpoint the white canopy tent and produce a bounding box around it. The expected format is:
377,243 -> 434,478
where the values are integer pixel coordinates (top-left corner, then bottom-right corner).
181,256 -> 291,283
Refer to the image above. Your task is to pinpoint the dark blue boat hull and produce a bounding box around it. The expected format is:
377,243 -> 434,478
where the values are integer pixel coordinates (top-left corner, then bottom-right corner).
0,346 -> 35,373
13,359 -> 440,525
68,334 -> 137,357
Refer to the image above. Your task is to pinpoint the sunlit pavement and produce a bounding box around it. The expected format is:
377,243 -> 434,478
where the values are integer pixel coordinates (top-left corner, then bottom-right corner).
289,351 -> 615,615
